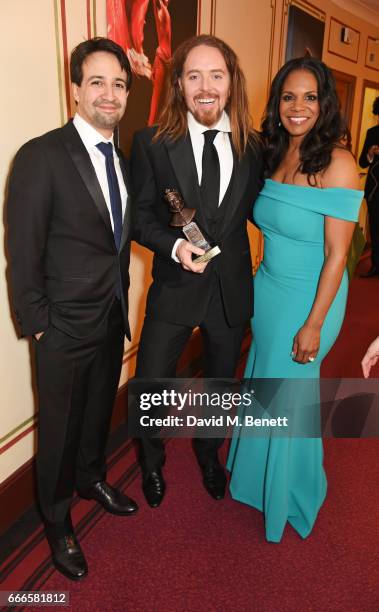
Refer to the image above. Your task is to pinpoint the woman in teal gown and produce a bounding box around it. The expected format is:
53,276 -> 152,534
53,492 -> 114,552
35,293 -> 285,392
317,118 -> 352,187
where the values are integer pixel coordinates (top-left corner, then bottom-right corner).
227,57 -> 363,542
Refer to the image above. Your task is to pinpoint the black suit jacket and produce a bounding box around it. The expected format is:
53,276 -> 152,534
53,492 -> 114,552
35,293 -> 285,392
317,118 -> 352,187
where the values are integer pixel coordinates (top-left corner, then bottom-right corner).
7,120 -> 131,339
130,126 -> 263,328
359,124 -> 379,203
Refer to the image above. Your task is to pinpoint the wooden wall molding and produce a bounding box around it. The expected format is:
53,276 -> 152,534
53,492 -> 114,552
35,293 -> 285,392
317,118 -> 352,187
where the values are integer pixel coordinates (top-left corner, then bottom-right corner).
197,0 -> 202,34
266,0 -> 277,98
328,17 -> 360,64
210,0 -> 217,36
291,0 -> 325,22
365,36 -> 379,72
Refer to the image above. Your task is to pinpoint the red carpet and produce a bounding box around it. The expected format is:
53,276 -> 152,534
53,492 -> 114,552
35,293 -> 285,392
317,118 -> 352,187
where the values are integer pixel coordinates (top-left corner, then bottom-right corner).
1,257 -> 378,611
321,255 -> 379,377
38,439 -> 378,612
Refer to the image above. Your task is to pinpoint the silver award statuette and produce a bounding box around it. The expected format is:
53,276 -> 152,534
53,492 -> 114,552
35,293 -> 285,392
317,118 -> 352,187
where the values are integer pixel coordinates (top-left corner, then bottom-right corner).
164,189 -> 221,264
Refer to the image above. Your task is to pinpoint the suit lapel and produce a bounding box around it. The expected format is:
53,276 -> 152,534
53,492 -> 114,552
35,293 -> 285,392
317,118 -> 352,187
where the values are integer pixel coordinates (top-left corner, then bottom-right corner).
220,143 -> 251,238
59,121 -> 114,241
165,134 -> 210,236
117,151 -> 131,251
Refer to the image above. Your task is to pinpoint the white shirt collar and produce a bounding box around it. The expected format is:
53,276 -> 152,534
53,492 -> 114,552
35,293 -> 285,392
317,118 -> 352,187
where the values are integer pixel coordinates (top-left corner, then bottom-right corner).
187,110 -> 231,135
73,112 -> 115,148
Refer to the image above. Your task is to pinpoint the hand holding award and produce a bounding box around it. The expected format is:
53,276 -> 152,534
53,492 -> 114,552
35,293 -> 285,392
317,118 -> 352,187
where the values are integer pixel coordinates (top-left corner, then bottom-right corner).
164,189 -> 221,264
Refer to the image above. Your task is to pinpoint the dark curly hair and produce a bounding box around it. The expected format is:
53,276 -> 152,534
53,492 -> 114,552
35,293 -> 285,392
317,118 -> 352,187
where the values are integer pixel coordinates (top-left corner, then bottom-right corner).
373,97 -> 379,116
261,57 -> 350,184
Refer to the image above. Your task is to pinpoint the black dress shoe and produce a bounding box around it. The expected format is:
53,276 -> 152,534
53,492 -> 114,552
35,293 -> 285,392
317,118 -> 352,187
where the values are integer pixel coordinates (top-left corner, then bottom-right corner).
201,462 -> 227,500
142,469 -> 166,508
48,533 -> 88,581
77,481 -> 138,515
360,267 -> 379,278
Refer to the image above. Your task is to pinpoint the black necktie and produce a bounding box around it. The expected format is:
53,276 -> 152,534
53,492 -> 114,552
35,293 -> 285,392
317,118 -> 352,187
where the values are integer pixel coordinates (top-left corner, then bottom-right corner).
96,142 -> 123,250
201,130 -> 220,217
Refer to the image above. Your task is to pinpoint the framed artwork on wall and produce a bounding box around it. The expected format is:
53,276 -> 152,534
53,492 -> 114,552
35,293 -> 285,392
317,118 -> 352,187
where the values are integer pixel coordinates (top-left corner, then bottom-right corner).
328,18 -> 360,64
365,36 -> 379,72
107,0 -> 198,154
285,4 -> 325,61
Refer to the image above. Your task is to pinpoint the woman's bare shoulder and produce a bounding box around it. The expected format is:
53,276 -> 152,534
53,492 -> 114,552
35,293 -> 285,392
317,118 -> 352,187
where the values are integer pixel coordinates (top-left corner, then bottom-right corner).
321,147 -> 360,190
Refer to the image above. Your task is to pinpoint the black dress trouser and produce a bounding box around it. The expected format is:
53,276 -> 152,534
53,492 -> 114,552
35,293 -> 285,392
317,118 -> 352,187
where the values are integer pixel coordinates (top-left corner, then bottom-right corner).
135,276 -> 246,471
34,299 -> 125,537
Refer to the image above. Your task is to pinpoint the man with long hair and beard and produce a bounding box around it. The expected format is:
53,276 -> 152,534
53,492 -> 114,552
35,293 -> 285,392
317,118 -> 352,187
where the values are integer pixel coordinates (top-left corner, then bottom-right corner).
130,35 -> 262,508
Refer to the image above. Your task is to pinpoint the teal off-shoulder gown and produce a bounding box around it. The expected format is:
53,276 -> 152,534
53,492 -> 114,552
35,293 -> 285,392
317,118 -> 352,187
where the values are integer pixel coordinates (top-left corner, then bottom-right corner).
227,179 -> 363,542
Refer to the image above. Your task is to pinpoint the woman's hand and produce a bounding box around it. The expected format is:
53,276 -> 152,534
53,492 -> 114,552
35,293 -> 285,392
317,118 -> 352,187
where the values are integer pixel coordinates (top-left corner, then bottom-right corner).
291,323 -> 320,364
361,336 -> 379,378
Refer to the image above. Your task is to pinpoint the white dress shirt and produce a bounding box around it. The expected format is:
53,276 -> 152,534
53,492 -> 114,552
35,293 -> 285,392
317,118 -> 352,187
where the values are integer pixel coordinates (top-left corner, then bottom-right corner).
73,113 -> 128,230
172,110 -> 234,260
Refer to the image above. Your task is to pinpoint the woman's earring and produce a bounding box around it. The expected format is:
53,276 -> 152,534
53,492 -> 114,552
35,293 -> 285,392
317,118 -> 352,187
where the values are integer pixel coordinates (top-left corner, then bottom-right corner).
278,121 -> 282,127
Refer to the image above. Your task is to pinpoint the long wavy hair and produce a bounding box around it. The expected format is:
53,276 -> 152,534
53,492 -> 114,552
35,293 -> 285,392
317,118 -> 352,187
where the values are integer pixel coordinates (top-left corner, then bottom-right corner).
261,57 -> 350,183
154,34 -> 259,159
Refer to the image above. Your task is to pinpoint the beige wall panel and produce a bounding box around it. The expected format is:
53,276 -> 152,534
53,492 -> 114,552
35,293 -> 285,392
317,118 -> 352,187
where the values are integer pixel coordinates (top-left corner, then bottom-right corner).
65,0 -> 88,41
95,0 -> 107,37
198,0 -> 213,34
0,0 -> 62,483
65,0 -> 90,115
213,0 -> 276,129
0,0 -> 61,171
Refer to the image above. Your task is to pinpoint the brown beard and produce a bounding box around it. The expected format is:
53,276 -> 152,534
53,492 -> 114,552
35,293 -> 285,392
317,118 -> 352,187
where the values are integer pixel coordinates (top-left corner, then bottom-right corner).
192,106 -> 222,128
92,108 -> 122,130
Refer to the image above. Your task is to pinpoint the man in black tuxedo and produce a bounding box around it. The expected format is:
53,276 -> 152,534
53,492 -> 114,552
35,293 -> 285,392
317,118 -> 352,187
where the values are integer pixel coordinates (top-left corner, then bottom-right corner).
359,96 -> 379,277
7,38 -> 138,580
130,35 -> 262,508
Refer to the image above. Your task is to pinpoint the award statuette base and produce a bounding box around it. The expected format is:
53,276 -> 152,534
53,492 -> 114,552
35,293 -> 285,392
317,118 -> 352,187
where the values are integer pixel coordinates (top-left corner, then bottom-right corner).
193,245 -> 221,264
182,221 -> 221,264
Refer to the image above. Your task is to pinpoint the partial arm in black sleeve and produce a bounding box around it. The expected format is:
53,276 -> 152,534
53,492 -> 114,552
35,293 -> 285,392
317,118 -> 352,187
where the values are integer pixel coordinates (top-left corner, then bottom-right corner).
6,140 -> 52,336
130,131 -> 178,260
359,129 -> 375,169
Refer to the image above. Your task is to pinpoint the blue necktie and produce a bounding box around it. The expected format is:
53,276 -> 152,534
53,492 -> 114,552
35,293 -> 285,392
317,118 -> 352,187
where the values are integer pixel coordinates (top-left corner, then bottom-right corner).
96,142 -> 123,250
